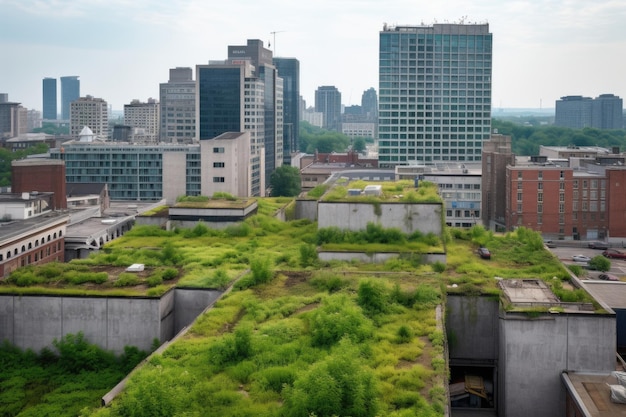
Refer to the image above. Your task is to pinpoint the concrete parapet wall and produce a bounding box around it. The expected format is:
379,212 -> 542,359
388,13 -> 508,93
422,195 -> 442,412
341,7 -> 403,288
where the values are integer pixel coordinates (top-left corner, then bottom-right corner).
295,199 -> 318,221
446,295 -> 499,361
0,288 -> 221,354
318,251 -> 446,264
498,312 -> 616,417
318,201 -> 443,234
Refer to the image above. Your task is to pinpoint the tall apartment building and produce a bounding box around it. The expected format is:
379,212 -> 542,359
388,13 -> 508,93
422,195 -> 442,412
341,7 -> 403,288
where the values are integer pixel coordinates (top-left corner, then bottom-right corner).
42,78 -> 57,120
361,87 -> 378,122
60,76 -> 80,120
0,100 -> 27,139
555,94 -> 623,129
123,98 -> 160,143
159,67 -> 196,143
315,86 -> 342,132
273,57 -> 300,165
69,96 -> 109,137
378,23 -> 493,167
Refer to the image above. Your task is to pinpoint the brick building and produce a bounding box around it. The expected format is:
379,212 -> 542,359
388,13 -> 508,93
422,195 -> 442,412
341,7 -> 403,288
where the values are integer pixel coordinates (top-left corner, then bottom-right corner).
11,159 -> 67,210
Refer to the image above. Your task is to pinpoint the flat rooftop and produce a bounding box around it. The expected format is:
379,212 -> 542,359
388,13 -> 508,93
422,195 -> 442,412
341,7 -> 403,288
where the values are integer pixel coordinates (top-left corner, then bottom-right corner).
563,372 -> 626,416
499,279 -> 560,304
0,211 -> 69,243
583,282 -> 626,309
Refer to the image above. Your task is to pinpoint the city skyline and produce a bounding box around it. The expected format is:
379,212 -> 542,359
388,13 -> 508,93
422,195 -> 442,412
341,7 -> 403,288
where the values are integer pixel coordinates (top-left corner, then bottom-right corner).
1,0 -> 626,112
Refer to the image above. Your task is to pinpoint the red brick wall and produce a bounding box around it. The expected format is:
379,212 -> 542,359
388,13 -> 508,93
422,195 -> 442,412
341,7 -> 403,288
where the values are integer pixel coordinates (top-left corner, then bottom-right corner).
12,164 -> 67,209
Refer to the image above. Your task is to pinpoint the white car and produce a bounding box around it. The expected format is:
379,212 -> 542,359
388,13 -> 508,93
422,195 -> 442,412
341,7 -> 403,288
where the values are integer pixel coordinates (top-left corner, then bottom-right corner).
572,254 -> 591,263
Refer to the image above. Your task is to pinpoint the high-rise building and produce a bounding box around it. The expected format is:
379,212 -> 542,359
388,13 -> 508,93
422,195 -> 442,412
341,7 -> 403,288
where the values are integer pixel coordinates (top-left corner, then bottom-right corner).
273,57 -> 300,164
555,94 -> 623,130
42,78 -> 57,120
361,87 -> 378,122
315,86 -> 342,132
378,23 -> 493,166
60,76 -> 80,120
159,67 -> 196,143
124,98 -> 160,143
69,96 -> 108,137
592,94 -> 623,129
196,39 -> 284,196
554,96 -> 593,129
0,99 -> 27,139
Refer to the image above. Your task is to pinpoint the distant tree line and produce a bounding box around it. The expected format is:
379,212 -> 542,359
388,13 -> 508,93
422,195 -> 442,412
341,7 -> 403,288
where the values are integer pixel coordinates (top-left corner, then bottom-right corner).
492,119 -> 626,156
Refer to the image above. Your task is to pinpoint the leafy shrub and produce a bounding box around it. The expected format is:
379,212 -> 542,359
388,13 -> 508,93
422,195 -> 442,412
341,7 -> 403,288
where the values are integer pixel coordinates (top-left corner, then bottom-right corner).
299,243 -> 318,267
63,271 -> 108,285
160,242 -> 182,265
250,257 -> 273,285
310,272 -> 345,293
146,272 -> 163,287
185,222 -> 210,237
212,192 -> 237,200
253,366 -> 297,392
308,295 -> 373,347
8,269 -> 45,286
282,339 -> 378,417
209,326 -> 253,366
114,272 -> 140,287
396,325 -> 413,343
590,255 -> 611,272
357,279 -> 389,315
162,267 -> 179,280
432,261 -> 446,273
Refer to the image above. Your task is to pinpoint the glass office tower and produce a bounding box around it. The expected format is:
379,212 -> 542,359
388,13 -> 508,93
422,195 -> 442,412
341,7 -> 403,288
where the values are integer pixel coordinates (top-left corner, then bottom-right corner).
60,76 -> 80,120
378,23 -> 492,167
273,58 -> 300,164
42,78 -> 57,120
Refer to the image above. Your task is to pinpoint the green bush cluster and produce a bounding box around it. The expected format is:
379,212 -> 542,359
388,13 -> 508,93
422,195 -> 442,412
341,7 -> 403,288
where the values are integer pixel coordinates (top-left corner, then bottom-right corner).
114,272 -> 140,287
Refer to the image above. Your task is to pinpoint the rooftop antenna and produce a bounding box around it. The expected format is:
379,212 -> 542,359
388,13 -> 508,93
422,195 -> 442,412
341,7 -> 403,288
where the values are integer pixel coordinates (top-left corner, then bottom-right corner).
269,31 -> 286,56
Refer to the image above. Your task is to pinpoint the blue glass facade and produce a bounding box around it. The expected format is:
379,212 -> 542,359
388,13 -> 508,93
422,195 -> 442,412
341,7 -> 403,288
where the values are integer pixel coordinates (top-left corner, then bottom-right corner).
197,66 -> 242,140
273,58 -> 300,164
60,76 -> 80,120
378,24 -> 492,166
42,78 -> 57,120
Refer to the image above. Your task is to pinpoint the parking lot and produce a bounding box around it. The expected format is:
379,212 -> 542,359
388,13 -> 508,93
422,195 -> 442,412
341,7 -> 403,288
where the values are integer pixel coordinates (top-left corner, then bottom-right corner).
548,243 -> 626,280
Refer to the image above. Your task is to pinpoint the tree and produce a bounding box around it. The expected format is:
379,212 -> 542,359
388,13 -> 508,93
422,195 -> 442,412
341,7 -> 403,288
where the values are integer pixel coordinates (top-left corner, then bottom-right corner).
269,165 -> 301,197
589,255 -> 611,272
353,137 -> 366,153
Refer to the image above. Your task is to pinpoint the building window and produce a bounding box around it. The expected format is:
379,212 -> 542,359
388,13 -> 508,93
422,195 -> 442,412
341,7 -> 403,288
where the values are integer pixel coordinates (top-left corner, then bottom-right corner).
517,192 -> 523,201
537,214 -> 542,224
573,201 -> 579,211
559,214 -> 565,225
538,171 -> 543,180
517,181 -> 523,190
213,147 -> 225,153
559,193 -> 565,202
573,180 -> 578,189
213,162 -> 225,168
517,203 -> 522,213
538,182 -> 543,190
559,182 -> 565,190
538,193 -> 543,202
560,170 -> 564,179
517,171 -> 522,179
591,179 -> 598,189
213,177 -> 225,183
537,204 -> 543,213
559,203 -> 565,213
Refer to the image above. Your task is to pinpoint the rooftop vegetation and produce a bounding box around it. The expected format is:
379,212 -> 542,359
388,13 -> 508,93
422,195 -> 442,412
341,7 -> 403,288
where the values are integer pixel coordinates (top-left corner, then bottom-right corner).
0,197 -> 604,415
320,180 -> 442,203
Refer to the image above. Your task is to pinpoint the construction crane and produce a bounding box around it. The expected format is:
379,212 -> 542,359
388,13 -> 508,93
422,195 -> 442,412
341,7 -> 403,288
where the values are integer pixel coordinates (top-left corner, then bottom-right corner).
269,31 -> 286,56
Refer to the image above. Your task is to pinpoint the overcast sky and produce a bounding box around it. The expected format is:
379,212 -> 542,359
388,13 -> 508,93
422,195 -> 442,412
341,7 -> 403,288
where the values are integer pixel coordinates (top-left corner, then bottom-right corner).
1,0 -> 625,112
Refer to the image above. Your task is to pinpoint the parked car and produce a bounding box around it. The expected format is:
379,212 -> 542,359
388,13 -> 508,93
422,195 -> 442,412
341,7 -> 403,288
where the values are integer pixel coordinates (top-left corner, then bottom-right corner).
543,239 -> 556,248
572,254 -> 592,263
477,247 -> 491,259
588,241 -> 610,250
602,249 -> 626,259
599,273 -> 620,281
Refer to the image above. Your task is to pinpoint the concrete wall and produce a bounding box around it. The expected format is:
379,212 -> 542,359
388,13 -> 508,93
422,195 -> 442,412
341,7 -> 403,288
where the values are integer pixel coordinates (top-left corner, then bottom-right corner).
498,312 -> 616,417
318,201 -> 443,234
295,199 -> 318,221
0,288 -> 221,354
446,295 -> 499,361
174,289 -> 222,333
318,251 -> 446,264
